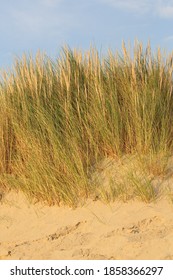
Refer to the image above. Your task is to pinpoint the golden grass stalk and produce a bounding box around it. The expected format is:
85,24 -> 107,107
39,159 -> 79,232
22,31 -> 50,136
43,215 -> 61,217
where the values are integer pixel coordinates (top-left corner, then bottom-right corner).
0,42 -> 173,205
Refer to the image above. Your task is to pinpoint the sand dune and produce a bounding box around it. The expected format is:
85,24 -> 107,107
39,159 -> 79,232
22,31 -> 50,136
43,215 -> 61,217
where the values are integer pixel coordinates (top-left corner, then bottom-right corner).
0,191 -> 173,260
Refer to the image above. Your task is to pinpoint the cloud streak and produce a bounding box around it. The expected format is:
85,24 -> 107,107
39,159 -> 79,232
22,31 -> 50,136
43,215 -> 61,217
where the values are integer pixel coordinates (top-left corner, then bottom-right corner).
157,2 -> 173,18
9,1 -> 73,33
164,35 -> 173,41
100,0 -> 152,12
99,0 -> 173,18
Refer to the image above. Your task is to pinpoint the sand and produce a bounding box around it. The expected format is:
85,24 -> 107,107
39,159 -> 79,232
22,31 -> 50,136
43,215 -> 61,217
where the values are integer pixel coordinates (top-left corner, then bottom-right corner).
0,190 -> 173,260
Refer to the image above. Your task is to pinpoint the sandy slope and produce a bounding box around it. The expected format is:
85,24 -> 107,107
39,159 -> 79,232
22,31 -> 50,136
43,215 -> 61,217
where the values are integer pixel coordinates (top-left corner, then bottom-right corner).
0,191 -> 173,260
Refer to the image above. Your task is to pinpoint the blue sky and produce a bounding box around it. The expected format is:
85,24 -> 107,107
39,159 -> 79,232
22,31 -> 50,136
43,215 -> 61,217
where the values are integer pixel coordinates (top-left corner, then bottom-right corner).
1,0 -> 173,70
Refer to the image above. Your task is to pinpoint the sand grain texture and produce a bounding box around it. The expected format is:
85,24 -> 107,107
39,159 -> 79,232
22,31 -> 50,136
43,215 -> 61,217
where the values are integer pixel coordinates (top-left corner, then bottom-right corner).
0,191 -> 173,260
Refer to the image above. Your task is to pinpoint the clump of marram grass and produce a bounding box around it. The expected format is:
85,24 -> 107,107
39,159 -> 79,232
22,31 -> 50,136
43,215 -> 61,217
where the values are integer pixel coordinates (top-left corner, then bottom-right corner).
0,41 -> 173,206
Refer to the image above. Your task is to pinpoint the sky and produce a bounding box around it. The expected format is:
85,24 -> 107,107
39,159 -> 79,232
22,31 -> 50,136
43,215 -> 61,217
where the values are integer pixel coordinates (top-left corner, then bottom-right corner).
1,0 -> 173,70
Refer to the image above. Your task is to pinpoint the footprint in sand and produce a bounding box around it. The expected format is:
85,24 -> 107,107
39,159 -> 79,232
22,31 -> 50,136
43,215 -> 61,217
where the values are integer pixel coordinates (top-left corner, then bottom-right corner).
0,251 -> 12,260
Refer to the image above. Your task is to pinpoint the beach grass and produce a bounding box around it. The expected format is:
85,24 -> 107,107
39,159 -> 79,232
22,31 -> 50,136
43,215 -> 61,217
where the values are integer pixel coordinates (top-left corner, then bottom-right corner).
0,41 -> 173,206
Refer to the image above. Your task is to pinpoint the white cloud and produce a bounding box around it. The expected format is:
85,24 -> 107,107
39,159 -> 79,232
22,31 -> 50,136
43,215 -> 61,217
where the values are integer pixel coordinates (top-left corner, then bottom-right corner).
157,1 -> 173,17
9,0 -> 75,35
100,0 -> 152,12
164,35 -> 173,41
98,0 -> 173,18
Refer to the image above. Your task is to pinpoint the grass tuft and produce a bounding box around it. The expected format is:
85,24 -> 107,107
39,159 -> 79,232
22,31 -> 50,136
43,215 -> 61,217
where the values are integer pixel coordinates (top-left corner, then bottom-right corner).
0,42 -> 173,206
